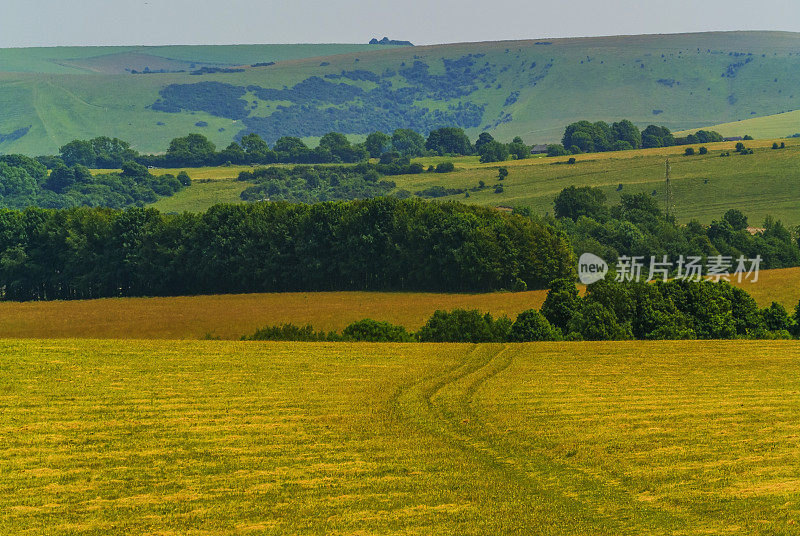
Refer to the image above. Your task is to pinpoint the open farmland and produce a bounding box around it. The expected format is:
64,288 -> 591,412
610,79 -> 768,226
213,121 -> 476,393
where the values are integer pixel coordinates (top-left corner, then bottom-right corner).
0,266 -> 795,340
391,139 -> 800,225
0,289 -> 551,340
1,339 -> 799,534
151,138 -> 800,225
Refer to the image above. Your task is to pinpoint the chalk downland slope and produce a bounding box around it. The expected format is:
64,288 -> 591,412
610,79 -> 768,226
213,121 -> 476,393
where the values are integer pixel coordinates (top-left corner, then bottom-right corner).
2,31 -> 799,154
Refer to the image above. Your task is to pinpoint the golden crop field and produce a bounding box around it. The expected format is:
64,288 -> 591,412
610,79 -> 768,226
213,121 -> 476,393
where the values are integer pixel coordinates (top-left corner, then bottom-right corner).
0,289 -> 551,340
2,339 -> 799,534
0,267 -> 796,341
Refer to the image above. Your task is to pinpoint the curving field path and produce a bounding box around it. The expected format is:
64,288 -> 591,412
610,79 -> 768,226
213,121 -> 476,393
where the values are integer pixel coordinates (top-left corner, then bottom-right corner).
2,339 -> 799,534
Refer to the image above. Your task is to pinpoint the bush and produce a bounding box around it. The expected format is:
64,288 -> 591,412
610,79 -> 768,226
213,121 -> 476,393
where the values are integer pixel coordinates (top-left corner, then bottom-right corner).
498,167 -> 508,180
699,146 -> 708,155
684,147 -> 695,156
244,323 -> 329,341
612,140 -> 633,151
435,161 -> 455,173
567,302 -> 633,341
417,309 -> 507,342
341,319 -> 414,342
509,310 -> 561,341
547,144 -> 568,157
794,300 -> 800,337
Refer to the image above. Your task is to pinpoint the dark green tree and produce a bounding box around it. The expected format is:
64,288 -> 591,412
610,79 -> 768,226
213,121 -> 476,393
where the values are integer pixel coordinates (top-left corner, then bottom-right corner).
509,309 -> 560,341
425,127 -> 472,155
554,186 -> 608,221
474,132 -> 495,152
567,301 -> 633,340
541,279 -> 583,331
391,129 -> 426,156
478,140 -> 509,163
611,120 -> 642,149
365,131 -> 391,158
166,133 -> 216,166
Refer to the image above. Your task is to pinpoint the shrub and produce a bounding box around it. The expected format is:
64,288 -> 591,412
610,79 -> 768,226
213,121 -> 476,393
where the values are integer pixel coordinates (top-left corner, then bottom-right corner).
567,302 -> 633,341
567,157 -> 576,164
684,147 -> 695,156
509,310 -> 561,341
794,300 -> 800,337
612,140 -> 633,151
699,146 -> 708,155
341,319 -> 414,342
547,144 -> 568,157
498,167 -> 509,180
244,323 -> 329,341
435,161 -> 455,173
417,309 -> 505,342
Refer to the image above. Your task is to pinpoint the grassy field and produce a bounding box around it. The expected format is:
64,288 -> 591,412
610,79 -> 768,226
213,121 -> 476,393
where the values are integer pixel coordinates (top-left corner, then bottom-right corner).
0,267 -> 795,341
0,44 -> 402,74
676,109 -> 800,139
153,139 -> 800,226
2,338 -> 799,534
2,31 -> 800,154
150,178 -> 251,213
391,139 -> 800,225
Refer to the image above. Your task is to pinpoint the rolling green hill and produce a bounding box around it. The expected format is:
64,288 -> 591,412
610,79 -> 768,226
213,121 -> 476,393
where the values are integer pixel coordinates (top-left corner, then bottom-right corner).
1,31 -> 799,155
150,139 -> 800,226
676,109 -> 800,139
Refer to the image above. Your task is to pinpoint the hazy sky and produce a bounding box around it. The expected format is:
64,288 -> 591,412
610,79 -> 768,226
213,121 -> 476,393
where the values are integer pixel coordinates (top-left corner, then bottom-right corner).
2,0 -> 799,48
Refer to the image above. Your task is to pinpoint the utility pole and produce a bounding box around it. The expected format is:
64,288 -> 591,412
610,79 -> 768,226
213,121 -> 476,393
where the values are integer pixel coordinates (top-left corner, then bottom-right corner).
665,158 -> 674,219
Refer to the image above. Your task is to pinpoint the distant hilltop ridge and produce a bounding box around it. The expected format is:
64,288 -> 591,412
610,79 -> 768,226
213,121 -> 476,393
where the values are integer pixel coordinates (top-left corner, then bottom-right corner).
369,37 -> 414,46
1,31 -> 799,155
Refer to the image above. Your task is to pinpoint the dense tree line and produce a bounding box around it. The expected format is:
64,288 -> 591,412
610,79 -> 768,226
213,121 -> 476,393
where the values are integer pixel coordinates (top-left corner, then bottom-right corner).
0,198 -> 574,301
0,155 -> 188,210
41,127 -> 536,170
243,279 -> 800,342
237,165 -> 397,203
41,120 -> 724,171
539,278 -> 799,340
549,187 -> 800,271
547,120 -> 725,156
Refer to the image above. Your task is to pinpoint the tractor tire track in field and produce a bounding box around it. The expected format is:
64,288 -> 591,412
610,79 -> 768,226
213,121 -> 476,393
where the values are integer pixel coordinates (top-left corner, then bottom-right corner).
388,344 -> 692,535
388,344 -> 621,534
